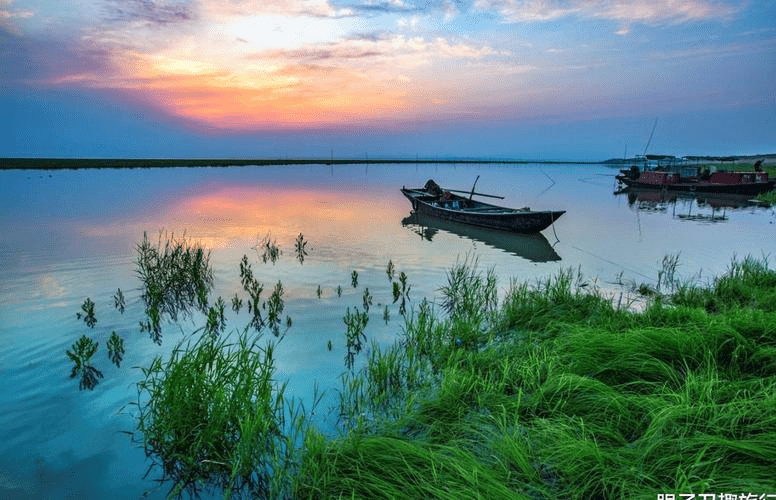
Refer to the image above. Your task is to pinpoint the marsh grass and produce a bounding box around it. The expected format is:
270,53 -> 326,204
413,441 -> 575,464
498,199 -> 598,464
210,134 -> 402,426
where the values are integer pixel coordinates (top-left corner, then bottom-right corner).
136,231 -> 214,344
756,189 -> 776,204
294,255 -> 776,499
129,248 -> 776,499
135,329 -> 307,499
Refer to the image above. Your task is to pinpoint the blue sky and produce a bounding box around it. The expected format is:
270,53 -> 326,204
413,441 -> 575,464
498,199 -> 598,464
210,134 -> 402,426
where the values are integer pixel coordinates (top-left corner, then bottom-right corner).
1,0 -> 774,160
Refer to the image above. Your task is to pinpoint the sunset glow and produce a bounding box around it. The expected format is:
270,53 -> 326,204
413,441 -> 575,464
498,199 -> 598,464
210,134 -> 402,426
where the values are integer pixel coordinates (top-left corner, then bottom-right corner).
2,0 -> 774,157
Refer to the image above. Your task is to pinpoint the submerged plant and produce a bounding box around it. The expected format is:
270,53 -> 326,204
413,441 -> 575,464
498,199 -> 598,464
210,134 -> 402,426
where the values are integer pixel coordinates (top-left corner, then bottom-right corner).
317,285 -> 322,299
351,270 -> 359,288
336,285 -> 343,297
386,259 -> 395,281
67,335 -> 103,390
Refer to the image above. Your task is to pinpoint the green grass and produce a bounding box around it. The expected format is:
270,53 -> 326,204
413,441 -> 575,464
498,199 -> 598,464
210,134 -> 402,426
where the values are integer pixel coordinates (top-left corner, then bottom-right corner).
136,231 -> 214,344
133,254 -> 776,499
134,329 -> 307,499
293,256 -> 776,499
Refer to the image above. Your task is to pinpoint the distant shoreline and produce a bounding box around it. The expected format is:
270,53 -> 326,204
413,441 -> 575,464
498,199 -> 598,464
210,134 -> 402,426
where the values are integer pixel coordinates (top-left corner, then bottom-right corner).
0,158 -> 602,170
3,155 -> 773,170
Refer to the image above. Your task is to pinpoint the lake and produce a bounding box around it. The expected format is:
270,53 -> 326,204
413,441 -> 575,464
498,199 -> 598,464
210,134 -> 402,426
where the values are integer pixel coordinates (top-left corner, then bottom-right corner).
1,162 -> 773,498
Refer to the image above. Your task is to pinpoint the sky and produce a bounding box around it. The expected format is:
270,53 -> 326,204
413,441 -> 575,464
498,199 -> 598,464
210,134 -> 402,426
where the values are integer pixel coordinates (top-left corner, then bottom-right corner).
1,0 -> 774,160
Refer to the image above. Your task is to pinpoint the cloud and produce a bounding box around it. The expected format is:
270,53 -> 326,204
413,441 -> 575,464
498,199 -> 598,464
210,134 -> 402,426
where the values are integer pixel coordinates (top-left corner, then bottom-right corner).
103,0 -> 196,25
254,33 -> 505,67
202,0 -> 355,19
442,0 -> 460,21
473,0 -> 742,26
0,0 -> 34,32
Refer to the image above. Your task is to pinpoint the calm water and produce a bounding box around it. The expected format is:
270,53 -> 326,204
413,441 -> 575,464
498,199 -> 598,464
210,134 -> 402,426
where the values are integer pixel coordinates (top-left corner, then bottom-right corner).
1,163 -> 774,498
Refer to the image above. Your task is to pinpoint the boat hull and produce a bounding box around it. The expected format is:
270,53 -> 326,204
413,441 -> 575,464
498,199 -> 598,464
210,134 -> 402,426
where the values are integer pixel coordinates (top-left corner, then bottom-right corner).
401,187 -> 564,234
615,175 -> 775,195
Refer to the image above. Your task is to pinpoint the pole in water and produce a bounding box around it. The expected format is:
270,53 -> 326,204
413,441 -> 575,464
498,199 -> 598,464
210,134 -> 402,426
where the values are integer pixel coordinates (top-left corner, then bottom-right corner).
470,175 -> 480,199
643,118 -> 658,157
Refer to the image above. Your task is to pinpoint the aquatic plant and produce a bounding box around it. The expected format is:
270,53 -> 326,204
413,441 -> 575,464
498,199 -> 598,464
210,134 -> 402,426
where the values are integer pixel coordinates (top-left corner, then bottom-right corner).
231,293 -> 243,314
76,297 -> 97,328
392,270 -> 412,315
657,252 -> 681,293
240,255 -> 265,333
336,285 -> 343,297
343,307 -> 369,371
205,297 -> 227,337
256,233 -> 281,264
107,331 -> 124,367
362,287 -> 372,312
136,231 -> 214,343
123,250 -> 776,498
134,331 -> 305,499
756,189 -> 776,204
386,259 -> 395,281
295,233 -> 308,264
67,335 -> 103,390
316,285 -> 322,299
351,270 -> 358,288
113,288 -> 125,314
297,256 -> 776,499
267,281 -> 285,337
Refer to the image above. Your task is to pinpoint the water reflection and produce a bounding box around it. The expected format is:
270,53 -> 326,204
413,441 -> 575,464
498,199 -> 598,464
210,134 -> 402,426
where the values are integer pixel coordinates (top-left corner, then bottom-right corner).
401,211 -> 561,262
615,187 -> 769,223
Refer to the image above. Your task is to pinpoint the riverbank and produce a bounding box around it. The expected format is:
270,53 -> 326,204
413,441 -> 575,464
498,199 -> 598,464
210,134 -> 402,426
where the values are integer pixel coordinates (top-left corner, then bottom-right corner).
291,257 -> 776,499
136,254 -> 776,499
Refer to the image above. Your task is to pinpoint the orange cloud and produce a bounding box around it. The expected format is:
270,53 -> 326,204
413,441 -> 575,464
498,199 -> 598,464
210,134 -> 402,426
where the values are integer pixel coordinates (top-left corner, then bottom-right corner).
51,17 -> 510,130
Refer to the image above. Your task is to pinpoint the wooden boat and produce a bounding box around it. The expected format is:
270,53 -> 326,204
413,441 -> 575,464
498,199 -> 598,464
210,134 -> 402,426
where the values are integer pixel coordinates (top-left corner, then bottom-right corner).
401,179 -> 565,234
616,162 -> 774,195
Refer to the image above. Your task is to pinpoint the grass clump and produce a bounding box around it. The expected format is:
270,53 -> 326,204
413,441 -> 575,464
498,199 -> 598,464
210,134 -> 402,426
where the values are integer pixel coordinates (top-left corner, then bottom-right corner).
294,255 -> 776,499
136,231 -> 214,344
135,330 -> 300,499
131,251 -> 776,499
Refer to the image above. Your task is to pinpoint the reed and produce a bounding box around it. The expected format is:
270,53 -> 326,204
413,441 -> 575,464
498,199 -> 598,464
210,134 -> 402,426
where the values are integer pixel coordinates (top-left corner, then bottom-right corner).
136,231 -> 214,344
134,330 -> 300,499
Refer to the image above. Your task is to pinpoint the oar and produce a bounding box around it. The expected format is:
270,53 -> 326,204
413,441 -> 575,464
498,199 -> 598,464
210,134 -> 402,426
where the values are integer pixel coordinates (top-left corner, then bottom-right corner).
445,176 -> 505,199
445,189 -> 505,199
